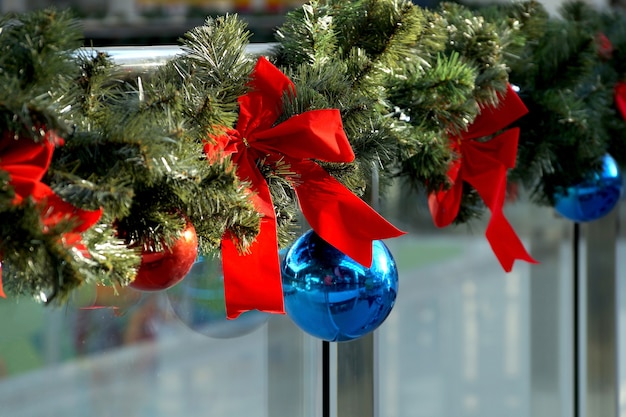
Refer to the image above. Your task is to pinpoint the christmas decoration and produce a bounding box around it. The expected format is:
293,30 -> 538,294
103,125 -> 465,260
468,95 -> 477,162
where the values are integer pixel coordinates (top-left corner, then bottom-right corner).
484,1 -> 626,205
0,127 -> 102,299
273,0 -> 520,224
282,230 -> 398,342
0,10 -> 141,301
554,153 -> 622,222
428,85 -> 538,272
0,10 -> 264,302
128,219 -> 199,291
205,57 -> 404,319
615,82 -> 626,120
167,256 -> 270,338
273,0 -> 540,272
9,0 -> 626,315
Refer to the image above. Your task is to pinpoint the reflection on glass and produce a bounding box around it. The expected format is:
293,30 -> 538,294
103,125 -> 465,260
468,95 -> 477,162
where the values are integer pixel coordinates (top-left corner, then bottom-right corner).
166,256 -> 270,339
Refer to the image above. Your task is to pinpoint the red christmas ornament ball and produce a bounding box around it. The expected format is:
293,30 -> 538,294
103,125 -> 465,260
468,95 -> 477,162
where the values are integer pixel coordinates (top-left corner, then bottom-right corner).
129,221 -> 199,291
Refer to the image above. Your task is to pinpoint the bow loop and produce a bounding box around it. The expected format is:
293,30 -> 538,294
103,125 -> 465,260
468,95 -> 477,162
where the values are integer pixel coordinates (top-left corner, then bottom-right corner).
236,57 -> 295,136
464,85 -> 528,140
253,110 -> 355,163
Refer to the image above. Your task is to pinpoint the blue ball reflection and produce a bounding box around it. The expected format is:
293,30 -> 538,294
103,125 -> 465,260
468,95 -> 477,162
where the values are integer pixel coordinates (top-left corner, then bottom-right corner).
282,230 -> 398,342
166,256 -> 270,339
554,154 -> 623,222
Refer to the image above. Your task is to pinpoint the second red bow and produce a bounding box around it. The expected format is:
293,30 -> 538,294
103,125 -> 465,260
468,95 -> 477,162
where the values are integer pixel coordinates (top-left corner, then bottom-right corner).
428,85 -> 538,272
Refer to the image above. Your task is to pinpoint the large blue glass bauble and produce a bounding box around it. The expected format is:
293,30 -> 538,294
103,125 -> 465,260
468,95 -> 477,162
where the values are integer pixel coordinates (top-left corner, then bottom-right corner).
166,256 -> 269,339
554,154 -> 623,222
282,230 -> 398,342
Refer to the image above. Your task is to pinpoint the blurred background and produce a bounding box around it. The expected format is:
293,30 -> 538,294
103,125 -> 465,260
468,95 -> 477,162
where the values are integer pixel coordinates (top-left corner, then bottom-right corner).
0,0 -> 596,45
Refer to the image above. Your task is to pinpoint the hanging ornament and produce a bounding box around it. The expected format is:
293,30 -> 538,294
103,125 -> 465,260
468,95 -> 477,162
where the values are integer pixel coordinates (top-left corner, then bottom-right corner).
281,230 -> 398,342
129,220 -> 199,291
167,255 -> 270,338
554,153 -> 622,222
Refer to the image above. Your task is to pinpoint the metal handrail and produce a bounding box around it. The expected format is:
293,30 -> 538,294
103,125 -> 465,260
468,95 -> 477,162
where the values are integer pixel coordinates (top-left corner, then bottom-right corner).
88,43 -> 274,70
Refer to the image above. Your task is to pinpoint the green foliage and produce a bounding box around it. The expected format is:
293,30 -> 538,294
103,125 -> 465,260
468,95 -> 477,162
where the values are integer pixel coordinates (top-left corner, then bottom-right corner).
481,1 -> 626,204
10,0 -> 626,303
0,10 -> 101,301
0,9 -> 82,137
0,10 -> 261,302
274,0 -> 522,223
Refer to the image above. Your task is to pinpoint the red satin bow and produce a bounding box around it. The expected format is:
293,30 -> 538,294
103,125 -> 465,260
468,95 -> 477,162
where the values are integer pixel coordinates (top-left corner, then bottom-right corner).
428,85 -> 538,272
205,57 -> 405,318
0,130 -> 103,297
615,82 -> 626,120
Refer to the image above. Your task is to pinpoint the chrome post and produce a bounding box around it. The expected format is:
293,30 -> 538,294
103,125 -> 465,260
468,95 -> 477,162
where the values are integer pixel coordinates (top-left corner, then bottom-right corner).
584,209 -> 618,417
336,333 -> 376,417
336,162 -> 381,417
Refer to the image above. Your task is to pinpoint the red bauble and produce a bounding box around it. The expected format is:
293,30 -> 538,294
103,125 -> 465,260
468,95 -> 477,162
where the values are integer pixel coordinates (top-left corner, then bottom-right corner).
129,221 -> 199,291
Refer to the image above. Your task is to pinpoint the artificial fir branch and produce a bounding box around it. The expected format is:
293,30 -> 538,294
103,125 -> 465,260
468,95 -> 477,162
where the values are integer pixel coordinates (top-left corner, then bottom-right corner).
177,14 -> 255,136
0,204 -> 85,300
482,1 -> 625,204
10,0 -> 626,302
440,3 -> 510,107
387,52 -> 478,135
0,10 -> 265,301
275,0 -> 523,224
0,10 -> 119,300
0,9 -> 82,137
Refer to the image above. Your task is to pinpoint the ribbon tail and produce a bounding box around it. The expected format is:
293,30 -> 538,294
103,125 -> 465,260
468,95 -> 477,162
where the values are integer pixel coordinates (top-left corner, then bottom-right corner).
615,82 -> 626,120
463,143 -> 538,271
0,264 -> 4,298
485,211 -> 538,272
222,159 -> 284,319
293,160 -> 405,267
222,218 -> 284,319
428,159 -> 463,228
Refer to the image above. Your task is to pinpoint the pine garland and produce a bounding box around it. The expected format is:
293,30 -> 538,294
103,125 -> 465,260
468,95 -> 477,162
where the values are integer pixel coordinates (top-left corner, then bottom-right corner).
482,1 -> 626,204
274,0 -> 521,223
3,0 -> 626,302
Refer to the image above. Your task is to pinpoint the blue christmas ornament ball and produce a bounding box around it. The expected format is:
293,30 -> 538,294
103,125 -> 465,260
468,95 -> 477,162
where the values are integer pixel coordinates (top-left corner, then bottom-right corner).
554,153 -> 623,222
166,255 -> 270,339
281,230 -> 398,342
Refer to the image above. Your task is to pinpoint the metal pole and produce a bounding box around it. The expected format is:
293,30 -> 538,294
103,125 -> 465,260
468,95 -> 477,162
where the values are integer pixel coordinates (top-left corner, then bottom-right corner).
336,162 -> 381,417
336,333 -> 375,417
585,209 -> 618,417
573,222 -> 580,417
323,341 -> 330,417
529,214 -> 563,417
